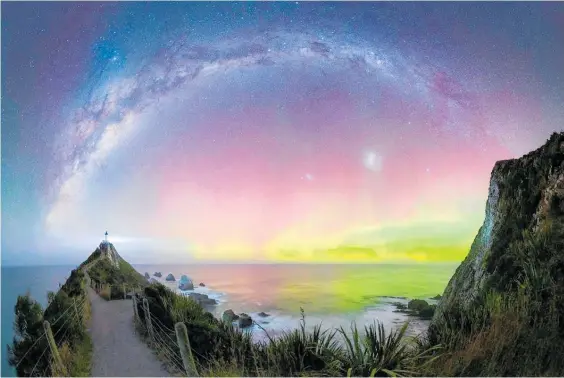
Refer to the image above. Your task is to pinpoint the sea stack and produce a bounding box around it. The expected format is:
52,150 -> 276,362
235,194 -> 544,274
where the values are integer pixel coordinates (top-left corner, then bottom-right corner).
178,275 -> 194,290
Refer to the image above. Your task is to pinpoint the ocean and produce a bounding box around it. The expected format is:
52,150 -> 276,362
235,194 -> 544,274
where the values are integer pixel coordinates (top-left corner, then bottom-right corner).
1,263 -> 457,377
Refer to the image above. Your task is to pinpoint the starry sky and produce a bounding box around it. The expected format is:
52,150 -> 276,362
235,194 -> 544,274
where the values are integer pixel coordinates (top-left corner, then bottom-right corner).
2,2 -> 564,265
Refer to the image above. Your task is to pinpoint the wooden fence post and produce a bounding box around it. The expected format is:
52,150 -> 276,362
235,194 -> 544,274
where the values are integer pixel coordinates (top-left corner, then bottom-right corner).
123,284 -> 127,300
175,322 -> 198,377
132,296 -> 140,322
44,320 -> 66,375
142,298 -> 155,340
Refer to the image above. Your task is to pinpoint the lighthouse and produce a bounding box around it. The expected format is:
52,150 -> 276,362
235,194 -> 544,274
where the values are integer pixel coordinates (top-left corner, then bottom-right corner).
104,231 -> 108,244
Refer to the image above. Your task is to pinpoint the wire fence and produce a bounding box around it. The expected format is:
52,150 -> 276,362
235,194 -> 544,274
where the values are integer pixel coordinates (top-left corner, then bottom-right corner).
15,294 -> 90,377
132,295 -> 201,377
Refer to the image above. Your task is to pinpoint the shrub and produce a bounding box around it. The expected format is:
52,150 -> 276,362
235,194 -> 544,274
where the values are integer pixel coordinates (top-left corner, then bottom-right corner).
137,283 -> 440,377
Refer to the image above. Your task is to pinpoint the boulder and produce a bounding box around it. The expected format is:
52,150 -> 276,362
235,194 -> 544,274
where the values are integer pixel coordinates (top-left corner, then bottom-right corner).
257,311 -> 270,317
188,293 -> 217,306
199,282 -> 205,287
408,299 -> 430,312
144,272 -> 150,280
222,309 -> 239,323
238,313 -> 253,328
165,273 -> 175,281
154,272 -> 162,278
418,304 -> 437,319
178,275 -> 194,290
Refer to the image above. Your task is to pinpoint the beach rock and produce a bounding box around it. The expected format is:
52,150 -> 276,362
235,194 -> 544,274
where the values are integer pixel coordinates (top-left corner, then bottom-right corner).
222,309 -> 239,323
392,302 -> 408,311
199,282 -> 205,287
257,311 -> 270,317
418,304 -> 437,319
144,272 -> 150,280
188,293 -> 217,306
154,272 -> 162,278
165,273 -> 176,282
408,299 -> 429,312
238,313 -> 253,328
178,275 -> 194,290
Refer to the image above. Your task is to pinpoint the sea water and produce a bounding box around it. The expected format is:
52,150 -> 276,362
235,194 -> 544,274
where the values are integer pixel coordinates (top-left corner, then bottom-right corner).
1,263 -> 457,376
134,263 -> 457,342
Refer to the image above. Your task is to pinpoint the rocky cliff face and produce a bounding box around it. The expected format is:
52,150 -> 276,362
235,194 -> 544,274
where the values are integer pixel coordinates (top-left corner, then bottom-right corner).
99,241 -> 122,269
430,132 -> 564,335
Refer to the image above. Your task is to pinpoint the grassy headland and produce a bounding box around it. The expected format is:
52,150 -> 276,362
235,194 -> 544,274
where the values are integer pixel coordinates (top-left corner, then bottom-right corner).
85,248 -> 147,300
8,242 -> 148,377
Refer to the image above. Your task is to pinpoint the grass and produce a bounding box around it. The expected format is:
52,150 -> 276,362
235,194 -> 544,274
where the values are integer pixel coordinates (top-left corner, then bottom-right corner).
136,283 -> 441,377
8,267 -> 93,377
422,133 -> 564,376
426,215 -> 564,375
86,244 -> 148,300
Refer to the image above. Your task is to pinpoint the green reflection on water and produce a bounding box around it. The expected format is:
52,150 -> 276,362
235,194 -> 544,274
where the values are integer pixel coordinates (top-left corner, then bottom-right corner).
272,264 -> 458,314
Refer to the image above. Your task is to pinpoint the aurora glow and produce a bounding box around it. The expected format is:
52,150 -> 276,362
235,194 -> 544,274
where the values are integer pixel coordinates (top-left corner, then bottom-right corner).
2,2 -> 564,265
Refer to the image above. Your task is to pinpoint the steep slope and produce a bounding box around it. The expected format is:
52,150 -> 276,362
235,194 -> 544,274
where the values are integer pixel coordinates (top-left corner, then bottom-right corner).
82,242 -> 147,299
428,132 -> 564,375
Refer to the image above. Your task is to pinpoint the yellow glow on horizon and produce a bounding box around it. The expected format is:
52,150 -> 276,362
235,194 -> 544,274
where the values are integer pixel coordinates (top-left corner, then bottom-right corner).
177,200 -> 481,263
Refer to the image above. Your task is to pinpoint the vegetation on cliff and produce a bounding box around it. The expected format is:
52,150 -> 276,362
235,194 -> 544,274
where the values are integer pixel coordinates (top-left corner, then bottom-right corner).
7,268 -> 92,377
427,132 -> 564,376
8,243 -> 147,377
135,282 -> 440,377
85,243 -> 148,300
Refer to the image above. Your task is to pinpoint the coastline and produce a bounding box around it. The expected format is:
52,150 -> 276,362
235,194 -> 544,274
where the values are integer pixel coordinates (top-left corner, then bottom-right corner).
144,270 -> 438,342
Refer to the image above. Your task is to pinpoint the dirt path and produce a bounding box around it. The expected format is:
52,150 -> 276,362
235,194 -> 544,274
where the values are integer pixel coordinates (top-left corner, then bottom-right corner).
87,286 -> 170,377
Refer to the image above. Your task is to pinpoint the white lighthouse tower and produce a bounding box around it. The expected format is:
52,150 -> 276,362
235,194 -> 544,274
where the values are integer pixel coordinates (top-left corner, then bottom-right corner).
104,231 -> 109,244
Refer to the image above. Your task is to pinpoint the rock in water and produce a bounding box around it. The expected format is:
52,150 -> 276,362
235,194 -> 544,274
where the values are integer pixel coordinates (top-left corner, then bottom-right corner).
144,272 -> 150,280
199,282 -> 205,287
429,133 -> 564,372
188,293 -> 217,306
165,273 -> 175,281
222,309 -> 239,323
238,313 -> 253,328
154,272 -> 162,278
178,275 -> 194,290
257,311 -> 270,317
407,299 -> 429,312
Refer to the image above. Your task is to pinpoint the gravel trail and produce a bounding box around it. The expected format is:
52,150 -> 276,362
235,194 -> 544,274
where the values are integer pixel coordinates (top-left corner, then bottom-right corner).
87,286 -> 170,377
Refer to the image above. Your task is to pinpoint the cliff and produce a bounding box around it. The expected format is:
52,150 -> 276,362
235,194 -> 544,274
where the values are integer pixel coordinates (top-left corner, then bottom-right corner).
428,132 -> 564,375
83,243 -> 147,298
99,241 -> 122,269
